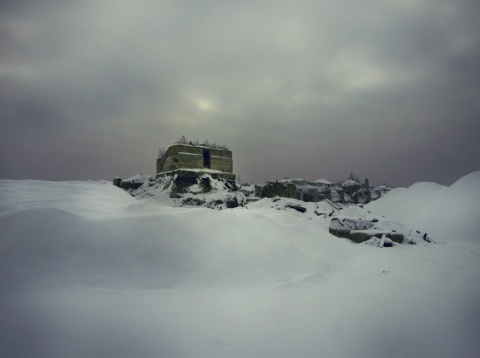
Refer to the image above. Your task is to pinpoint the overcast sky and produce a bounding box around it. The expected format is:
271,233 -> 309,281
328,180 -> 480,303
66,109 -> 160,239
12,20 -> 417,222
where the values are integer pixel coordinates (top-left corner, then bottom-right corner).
1,0 -> 479,187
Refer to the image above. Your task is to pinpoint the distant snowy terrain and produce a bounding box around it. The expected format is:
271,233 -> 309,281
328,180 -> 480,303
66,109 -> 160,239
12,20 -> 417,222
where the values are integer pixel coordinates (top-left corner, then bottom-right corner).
119,172 -> 391,208
1,172 -> 479,357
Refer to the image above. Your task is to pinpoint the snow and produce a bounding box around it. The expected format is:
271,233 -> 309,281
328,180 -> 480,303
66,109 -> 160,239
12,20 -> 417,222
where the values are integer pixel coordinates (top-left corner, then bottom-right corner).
178,151 -> 202,156
131,174 -> 246,209
158,168 -> 226,175
314,178 -> 332,184
365,171 -> 480,243
1,173 -> 480,357
123,173 -> 153,182
342,179 -> 359,186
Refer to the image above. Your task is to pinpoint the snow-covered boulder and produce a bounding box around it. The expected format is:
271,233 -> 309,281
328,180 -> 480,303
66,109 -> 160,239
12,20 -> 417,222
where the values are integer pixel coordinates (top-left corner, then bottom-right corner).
329,206 -> 433,245
329,217 -> 405,244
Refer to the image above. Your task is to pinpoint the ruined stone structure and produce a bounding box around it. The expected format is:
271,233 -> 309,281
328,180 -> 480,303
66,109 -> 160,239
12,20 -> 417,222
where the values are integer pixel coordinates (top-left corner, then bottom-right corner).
256,179 -> 335,202
156,144 -> 235,181
256,178 -> 390,204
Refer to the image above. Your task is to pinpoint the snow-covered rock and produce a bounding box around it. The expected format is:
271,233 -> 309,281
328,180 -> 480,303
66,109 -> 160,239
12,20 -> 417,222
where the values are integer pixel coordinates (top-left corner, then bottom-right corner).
329,206 -> 432,245
118,173 -> 253,209
257,178 -> 391,204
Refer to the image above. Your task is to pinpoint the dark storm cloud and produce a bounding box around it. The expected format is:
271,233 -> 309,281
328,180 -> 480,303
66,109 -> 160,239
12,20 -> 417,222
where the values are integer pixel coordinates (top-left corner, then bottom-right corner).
1,0 -> 479,186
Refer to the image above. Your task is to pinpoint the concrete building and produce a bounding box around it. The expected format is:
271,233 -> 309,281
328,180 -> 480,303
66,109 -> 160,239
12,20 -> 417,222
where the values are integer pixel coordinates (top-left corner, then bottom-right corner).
156,144 -> 235,181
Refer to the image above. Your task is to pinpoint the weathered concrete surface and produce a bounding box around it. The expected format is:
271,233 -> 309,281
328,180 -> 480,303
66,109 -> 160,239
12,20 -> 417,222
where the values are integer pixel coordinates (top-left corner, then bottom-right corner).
156,144 -> 233,175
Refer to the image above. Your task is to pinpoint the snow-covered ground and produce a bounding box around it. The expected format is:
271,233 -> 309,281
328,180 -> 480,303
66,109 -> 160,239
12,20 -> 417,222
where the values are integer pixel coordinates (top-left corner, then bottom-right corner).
1,173 -> 479,357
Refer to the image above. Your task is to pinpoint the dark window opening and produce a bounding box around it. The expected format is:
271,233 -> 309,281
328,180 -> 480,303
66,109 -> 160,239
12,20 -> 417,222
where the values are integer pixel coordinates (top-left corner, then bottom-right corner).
203,148 -> 211,168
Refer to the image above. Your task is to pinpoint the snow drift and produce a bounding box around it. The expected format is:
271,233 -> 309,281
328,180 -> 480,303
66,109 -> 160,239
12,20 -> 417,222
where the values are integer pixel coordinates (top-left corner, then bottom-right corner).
366,171 -> 480,242
1,175 -> 479,358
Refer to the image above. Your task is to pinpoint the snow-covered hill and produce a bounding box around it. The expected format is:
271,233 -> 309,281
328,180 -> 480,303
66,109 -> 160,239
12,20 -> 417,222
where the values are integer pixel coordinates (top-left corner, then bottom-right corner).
1,173 -> 479,357
366,171 -> 480,243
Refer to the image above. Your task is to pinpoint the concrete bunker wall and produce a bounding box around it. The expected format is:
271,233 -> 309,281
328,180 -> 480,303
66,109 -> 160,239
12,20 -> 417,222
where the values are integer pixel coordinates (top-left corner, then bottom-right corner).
156,144 -> 233,174
208,148 -> 233,172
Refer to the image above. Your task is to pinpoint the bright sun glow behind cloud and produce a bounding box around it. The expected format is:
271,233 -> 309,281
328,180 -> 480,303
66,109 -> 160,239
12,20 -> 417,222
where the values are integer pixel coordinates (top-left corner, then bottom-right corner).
195,99 -> 214,111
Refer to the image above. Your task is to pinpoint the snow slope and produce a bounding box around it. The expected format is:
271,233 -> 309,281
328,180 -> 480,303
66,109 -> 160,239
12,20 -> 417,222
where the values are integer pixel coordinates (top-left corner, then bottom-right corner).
366,171 -> 480,242
1,178 -> 479,357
